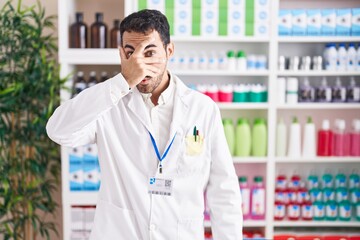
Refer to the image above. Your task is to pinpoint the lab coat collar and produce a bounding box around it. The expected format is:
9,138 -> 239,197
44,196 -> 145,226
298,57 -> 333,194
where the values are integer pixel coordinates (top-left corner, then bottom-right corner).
140,73 -> 175,107
127,70 -> 191,141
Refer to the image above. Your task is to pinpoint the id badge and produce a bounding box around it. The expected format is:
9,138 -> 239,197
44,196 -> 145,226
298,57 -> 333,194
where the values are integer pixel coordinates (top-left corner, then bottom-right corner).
148,177 -> 173,196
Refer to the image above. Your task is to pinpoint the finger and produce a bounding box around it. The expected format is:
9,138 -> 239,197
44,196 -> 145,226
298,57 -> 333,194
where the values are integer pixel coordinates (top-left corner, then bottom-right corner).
132,36 -> 156,57
119,46 -> 127,61
144,64 -> 161,74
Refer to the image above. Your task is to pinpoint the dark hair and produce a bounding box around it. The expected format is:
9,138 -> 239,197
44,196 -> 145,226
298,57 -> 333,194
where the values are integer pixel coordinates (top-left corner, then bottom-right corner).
120,9 -> 170,47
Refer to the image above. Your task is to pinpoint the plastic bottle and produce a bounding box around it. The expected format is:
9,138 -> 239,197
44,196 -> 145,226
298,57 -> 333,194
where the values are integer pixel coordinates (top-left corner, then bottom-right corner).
247,55 -> 256,71
288,117 -> 301,158
208,51 -> 218,70
357,44 -> 360,71
73,71 -> 87,97
110,19 -> 121,48
337,43 -> 348,71
301,201 -> 313,221
276,118 -> 287,157
325,43 -> 338,71
350,119 -> 360,156
227,50 -> 236,71
307,171 -> 319,190
302,117 -> 316,158
100,71 -> 108,83
188,51 -> 199,70
347,77 -> 360,102
222,118 -> 235,156
286,77 -> 299,104
70,12 -> 88,48
325,200 -> 338,221
275,172 -> 287,204
205,84 -> 219,102
233,84 -> 250,102
91,12 -> 108,48
251,176 -> 266,220
299,77 -> 315,102
235,118 -> 252,157
87,71 -> 98,88
218,51 -> 228,70
274,201 -> 286,221
236,51 -> 247,71
322,170 -> 334,189
332,77 -> 347,102
347,43 -> 357,71
339,200 -> 352,221
349,169 -> 360,189
333,119 -> 348,156
313,201 -> 325,220
335,170 -> 347,188
317,119 -> 333,156
316,77 -> 332,102
278,78 -> 286,104
251,118 -> 267,157
239,176 -> 251,220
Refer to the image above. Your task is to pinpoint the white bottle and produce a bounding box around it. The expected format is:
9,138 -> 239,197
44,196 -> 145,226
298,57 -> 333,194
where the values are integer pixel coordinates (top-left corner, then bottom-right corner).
198,51 -> 208,70
208,51 -> 218,70
288,116 -> 301,158
337,43 -> 348,72
326,43 -> 338,71
276,118 -> 287,157
247,54 -> 257,71
347,77 -> 360,102
257,55 -> 267,70
286,77 -> 299,104
332,77 -> 346,102
356,44 -> 360,71
302,117 -> 316,158
323,43 -> 330,69
188,51 -> 199,70
347,43 -> 357,71
237,51 -> 247,71
278,78 -> 287,105
227,50 -> 237,71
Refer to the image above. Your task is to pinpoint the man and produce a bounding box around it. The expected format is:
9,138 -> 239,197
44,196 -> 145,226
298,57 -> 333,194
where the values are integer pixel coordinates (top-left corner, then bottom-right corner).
47,9 -> 242,240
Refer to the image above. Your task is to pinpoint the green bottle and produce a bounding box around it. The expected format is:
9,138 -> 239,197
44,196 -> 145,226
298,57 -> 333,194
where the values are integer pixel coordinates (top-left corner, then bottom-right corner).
235,118 -> 251,157
252,118 -> 267,156
222,118 -> 235,156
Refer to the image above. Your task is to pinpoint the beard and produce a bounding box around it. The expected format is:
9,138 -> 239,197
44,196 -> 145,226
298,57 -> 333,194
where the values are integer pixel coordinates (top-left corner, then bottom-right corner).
136,67 -> 166,94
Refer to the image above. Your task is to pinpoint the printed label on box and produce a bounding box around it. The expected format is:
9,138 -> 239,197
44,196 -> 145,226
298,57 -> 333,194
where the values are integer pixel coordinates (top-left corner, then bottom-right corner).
279,10 -> 292,36
336,9 -> 351,36
292,10 -> 307,36
307,9 -> 321,36
322,9 -> 336,36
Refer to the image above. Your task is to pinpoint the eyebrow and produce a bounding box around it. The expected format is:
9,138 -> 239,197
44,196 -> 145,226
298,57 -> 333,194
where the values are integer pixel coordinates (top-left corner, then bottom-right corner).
124,44 -> 157,50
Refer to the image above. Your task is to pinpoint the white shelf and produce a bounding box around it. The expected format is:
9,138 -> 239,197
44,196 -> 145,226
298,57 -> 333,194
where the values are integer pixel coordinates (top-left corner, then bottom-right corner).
204,220 -> 266,228
172,70 -> 269,76
277,71 -> 360,77
60,49 -> 120,65
172,36 -> 270,43
275,157 -> 360,163
277,103 -> 360,110
68,192 -> 98,205
218,103 -> 269,110
274,220 -> 360,227
278,36 -> 360,43
233,157 -> 268,163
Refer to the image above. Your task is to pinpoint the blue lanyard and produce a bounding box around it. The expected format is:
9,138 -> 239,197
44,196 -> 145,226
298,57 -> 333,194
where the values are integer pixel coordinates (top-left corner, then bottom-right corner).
149,132 -> 177,174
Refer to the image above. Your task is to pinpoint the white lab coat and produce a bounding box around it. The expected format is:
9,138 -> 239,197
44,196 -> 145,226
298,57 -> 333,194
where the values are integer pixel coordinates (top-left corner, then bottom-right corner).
47,73 -> 243,240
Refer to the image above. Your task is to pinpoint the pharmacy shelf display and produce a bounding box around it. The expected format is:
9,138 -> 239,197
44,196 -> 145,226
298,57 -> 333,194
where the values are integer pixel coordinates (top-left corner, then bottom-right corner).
58,0 -> 360,239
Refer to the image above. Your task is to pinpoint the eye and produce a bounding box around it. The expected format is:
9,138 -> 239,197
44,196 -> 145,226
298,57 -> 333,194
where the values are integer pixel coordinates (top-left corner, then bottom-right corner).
144,50 -> 156,57
126,51 -> 133,58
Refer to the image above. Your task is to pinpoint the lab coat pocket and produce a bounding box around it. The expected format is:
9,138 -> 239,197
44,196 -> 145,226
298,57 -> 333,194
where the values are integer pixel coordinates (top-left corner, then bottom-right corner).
90,200 -> 140,240
177,136 -> 206,176
177,218 -> 204,240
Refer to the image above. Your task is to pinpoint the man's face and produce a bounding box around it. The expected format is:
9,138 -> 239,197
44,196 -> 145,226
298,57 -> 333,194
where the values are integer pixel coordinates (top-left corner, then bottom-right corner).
122,30 -> 173,94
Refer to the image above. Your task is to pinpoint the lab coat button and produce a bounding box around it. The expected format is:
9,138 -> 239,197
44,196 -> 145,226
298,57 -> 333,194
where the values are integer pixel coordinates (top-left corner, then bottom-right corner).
149,224 -> 156,231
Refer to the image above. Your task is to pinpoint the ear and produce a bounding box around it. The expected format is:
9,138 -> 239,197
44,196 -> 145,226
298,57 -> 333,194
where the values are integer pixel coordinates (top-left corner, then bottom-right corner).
166,41 -> 174,58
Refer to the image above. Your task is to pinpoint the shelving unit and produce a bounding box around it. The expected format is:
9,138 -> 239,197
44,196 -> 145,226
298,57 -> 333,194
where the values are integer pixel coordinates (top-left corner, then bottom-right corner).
58,0 -> 360,239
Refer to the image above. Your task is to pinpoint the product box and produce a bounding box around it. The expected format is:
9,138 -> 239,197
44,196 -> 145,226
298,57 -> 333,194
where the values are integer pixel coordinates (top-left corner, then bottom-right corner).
84,206 -> 96,233
83,144 -> 100,191
352,8 -> 360,36
292,9 -> 307,36
228,0 -> 245,37
307,9 -> 321,36
254,21 -> 269,37
255,0 -> 270,23
201,8 -> 218,36
69,147 -> 84,191
146,0 -> 165,13
278,10 -> 292,36
71,207 -> 84,232
336,9 -> 352,36
174,0 -> 192,36
321,9 -> 336,36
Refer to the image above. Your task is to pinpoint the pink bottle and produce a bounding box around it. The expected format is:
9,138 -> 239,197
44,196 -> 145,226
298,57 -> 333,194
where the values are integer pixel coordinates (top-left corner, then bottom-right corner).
350,119 -> 360,156
333,119 -> 348,156
239,176 -> 251,220
218,85 -> 233,102
251,176 -> 266,220
205,84 -> 219,102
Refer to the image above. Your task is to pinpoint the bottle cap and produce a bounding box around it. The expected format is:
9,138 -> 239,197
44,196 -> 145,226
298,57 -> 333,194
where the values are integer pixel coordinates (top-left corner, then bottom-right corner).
114,19 -> 121,27
350,77 -> 356,87
307,116 -> 313,124
96,12 -> 104,21
254,118 -> 266,125
335,77 -> 342,87
237,118 -> 248,125
336,119 -> 346,130
254,176 -> 263,182
222,118 -> 233,125
352,119 -> 360,131
303,77 -> 310,86
321,77 -> 328,86
339,43 -> 346,47
322,119 -> 330,130
292,116 -> 298,123
90,71 -> 96,77
239,176 -> 247,182
227,50 -> 235,58
349,43 -> 355,47
76,12 -> 84,22
77,71 -> 84,77
237,51 -> 246,58
101,71 -> 108,77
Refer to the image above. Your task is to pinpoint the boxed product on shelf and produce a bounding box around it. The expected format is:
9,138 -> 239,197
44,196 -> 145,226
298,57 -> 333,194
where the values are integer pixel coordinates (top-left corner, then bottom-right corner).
307,9 -> 321,36
279,10 -> 292,36
322,9 -> 337,36
336,9 -> 352,36
292,10 -> 307,36
352,9 -> 360,36
70,206 -> 96,240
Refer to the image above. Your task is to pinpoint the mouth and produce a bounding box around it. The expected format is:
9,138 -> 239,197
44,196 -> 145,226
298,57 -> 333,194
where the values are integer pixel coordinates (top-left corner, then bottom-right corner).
140,76 -> 151,84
